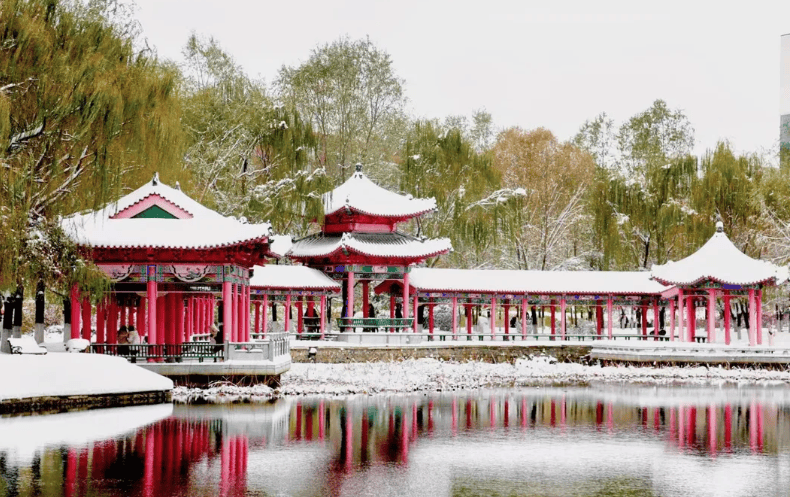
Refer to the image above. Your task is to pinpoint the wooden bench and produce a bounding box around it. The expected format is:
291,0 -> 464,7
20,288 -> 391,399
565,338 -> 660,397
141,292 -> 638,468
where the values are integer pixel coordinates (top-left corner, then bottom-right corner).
8,336 -> 47,355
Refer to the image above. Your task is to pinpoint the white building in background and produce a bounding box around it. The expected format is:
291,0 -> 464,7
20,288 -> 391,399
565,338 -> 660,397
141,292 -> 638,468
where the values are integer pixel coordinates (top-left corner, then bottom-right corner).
781,34 -> 790,150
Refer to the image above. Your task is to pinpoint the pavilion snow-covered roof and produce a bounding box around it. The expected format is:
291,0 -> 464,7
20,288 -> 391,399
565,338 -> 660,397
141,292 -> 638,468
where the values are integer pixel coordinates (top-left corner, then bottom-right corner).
322,165 -> 437,219
61,174 -> 273,250
409,268 -> 670,296
288,232 -> 452,260
250,265 -> 340,291
650,222 -> 781,287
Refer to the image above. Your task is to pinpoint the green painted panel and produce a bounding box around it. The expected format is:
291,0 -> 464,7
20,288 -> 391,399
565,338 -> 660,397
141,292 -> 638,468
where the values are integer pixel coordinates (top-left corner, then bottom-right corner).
132,205 -> 178,219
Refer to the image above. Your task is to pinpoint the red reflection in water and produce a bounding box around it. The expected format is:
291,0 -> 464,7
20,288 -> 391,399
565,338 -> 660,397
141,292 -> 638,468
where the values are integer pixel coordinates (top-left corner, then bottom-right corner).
7,392 -> 786,496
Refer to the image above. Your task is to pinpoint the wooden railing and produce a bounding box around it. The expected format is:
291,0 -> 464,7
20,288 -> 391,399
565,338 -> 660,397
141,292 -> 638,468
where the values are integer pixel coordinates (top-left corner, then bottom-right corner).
91,343 -> 226,362
336,317 -> 414,329
91,333 -> 291,363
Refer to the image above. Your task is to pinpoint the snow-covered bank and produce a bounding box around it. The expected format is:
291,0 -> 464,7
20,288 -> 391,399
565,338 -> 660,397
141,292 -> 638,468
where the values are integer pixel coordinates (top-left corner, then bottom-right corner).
170,357 -> 790,402
0,354 -> 173,401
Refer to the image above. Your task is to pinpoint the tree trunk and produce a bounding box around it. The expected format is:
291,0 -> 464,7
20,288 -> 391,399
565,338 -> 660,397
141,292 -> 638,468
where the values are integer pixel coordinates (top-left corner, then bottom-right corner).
12,285 -> 23,338
2,295 -> 13,353
35,280 -> 45,344
62,298 -> 71,344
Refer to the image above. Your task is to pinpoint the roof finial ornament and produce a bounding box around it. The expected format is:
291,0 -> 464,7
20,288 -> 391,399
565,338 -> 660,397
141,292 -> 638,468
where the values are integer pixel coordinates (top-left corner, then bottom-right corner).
715,213 -> 723,233
355,163 -> 363,173
152,172 -> 160,186
175,181 -> 181,191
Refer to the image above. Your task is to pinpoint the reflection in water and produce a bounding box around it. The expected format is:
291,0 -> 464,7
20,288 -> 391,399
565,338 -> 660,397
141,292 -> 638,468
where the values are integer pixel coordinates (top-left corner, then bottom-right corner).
1,386 -> 790,496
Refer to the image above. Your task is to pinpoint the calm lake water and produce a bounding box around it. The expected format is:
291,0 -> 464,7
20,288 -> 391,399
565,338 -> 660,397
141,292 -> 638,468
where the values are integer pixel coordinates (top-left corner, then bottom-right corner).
2,385 -> 790,497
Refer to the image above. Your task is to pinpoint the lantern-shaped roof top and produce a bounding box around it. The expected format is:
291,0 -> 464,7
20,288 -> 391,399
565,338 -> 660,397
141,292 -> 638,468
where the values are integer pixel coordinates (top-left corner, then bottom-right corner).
650,222 -> 781,287
62,173 -> 273,251
322,164 -> 436,220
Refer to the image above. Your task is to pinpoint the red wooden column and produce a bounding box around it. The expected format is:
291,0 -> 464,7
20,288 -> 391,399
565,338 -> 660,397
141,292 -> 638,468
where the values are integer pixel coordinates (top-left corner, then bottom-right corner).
362,280 -> 370,317
70,283 -> 81,340
166,292 -> 176,346
413,293 -> 419,333
96,299 -> 106,344
641,302 -> 648,339
262,294 -> 269,337
550,299 -> 556,339
428,302 -> 435,339
156,296 -> 165,357
297,300 -> 304,335
452,296 -> 459,340
81,298 -> 91,341
137,297 -> 146,339
389,294 -> 396,332
234,285 -> 240,342
688,295 -> 696,342
254,302 -> 261,339
503,300 -> 510,340
560,296 -> 567,340
175,293 -> 185,348
319,294 -> 326,339
677,289 -> 684,343
707,288 -> 716,344
402,270 -> 410,321
108,298 -> 118,344
607,295 -> 613,339
347,271 -> 355,320
128,301 -> 135,331
188,296 -> 195,342
119,302 -> 127,329
724,290 -> 731,345
595,305 -> 603,336
748,289 -> 757,346
465,304 -> 473,340
521,297 -> 527,340
490,296 -> 497,340
653,298 -> 659,341
669,299 -> 676,341
285,294 -> 292,333
246,284 -> 252,341
222,281 -> 232,344
756,289 -> 763,345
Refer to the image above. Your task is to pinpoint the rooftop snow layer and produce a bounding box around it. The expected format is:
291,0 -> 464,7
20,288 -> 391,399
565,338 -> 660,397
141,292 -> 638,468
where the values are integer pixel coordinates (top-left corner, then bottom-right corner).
61,174 -> 273,250
651,223 -> 781,286
250,265 -> 341,290
409,268 -> 669,295
289,232 -> 452,259
322,168 -> 436,218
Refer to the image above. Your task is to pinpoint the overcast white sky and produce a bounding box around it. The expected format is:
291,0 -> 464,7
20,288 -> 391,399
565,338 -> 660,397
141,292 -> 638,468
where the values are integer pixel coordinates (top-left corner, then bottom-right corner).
132,0 -> 790,157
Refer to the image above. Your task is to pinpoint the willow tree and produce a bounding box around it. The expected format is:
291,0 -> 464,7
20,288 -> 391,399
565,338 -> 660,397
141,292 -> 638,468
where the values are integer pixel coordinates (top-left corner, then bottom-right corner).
180,34 -> 329,237
276,36 -> 406,183
690,142 -> 764,254
399,120 -> 499,268
577,101 -> 697,269
0,0 -> 183,292
487,127 -> 595,271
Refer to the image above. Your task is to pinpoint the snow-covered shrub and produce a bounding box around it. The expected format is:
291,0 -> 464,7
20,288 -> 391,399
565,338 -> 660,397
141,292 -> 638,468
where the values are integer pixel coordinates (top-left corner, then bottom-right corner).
434,304 -> 453,330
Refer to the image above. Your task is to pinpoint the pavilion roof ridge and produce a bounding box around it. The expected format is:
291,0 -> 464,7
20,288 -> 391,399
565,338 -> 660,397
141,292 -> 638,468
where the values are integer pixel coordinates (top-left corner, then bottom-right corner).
322,165 -> 437,219
61,174 -> 276,252
650,224 -> 780,287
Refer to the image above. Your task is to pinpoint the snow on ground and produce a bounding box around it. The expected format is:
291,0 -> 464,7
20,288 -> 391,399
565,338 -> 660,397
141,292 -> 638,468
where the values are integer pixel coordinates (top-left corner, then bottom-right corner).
0,404 -> 172,465
171,356 -> 790,403
276,358 -> 790,396
0,353 -> 173,401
